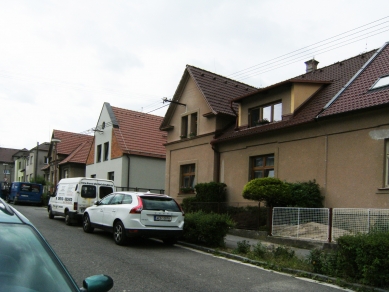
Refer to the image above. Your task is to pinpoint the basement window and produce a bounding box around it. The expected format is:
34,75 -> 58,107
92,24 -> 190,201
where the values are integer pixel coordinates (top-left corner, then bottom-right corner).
370,75 -> 389,90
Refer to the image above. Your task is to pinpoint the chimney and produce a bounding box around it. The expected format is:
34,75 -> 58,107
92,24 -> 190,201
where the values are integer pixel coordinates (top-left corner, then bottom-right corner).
305,59 -> 319,73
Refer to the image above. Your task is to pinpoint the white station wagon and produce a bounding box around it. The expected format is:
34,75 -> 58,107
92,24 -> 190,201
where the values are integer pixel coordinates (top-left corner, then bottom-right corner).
83,192 -> 185,245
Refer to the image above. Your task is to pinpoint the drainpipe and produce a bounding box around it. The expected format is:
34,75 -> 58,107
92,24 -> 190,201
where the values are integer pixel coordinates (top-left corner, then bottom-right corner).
212,144 -> 220,183
127,154 -> 130,191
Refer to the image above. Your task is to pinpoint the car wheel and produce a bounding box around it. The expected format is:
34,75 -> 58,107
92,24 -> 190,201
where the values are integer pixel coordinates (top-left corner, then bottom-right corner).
83,214 -> 94,233
65,212 -> 72,226
163,238 -> 177,245
48,207 -> 54,219
113,221 -> 127,245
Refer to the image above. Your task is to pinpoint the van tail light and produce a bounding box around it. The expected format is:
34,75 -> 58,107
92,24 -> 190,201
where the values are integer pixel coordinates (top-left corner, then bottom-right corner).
73,202 -> 78,211
130,196 -> 143,214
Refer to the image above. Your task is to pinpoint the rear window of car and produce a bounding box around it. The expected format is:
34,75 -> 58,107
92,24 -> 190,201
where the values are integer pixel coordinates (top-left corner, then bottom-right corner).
20,184 -> 41,193
81,185 -> 96,199
140,197 -> 180,212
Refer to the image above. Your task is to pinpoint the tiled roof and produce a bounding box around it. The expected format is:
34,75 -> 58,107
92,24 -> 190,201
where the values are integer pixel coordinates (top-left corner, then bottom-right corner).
186,65 -> 258,115
212,49 -> 379,144
52,130 -> 93,164
160,65 -> 257,130
111,106 -> 166,158
319,42 -> 389,117
0,147 -> 21,163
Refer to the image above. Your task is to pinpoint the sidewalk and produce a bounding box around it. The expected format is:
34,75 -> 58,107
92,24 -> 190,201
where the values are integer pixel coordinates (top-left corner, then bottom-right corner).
224,233 -> 313,259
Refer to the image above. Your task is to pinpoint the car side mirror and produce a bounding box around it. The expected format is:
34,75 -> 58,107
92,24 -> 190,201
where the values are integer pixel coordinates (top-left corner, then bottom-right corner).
80,274 -> 113,292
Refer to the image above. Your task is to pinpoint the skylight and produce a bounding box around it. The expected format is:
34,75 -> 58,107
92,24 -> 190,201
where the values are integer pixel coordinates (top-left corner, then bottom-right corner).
371,75 -> 389,90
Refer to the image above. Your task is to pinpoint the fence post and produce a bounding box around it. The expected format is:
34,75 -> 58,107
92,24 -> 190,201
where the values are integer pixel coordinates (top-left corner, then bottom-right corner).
267,207 -> 273,236
328,208 -> 333,243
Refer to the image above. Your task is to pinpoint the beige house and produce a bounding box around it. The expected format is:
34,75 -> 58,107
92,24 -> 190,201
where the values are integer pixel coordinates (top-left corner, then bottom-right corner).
161,41 -> 389,208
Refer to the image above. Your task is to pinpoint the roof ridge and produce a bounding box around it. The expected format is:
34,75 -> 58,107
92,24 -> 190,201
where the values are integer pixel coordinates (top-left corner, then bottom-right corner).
111,105 -> 164,120
186,64 -> 257,89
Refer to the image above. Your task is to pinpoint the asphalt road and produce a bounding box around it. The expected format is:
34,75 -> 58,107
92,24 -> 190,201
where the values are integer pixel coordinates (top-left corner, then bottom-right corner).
13,205 -> 353,292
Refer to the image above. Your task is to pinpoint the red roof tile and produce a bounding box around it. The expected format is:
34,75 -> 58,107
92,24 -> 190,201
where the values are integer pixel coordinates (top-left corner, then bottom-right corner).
319,42 -> 389,117
212,49 -> 378,144
111,106 -> 166,158
52,130 -> 93,164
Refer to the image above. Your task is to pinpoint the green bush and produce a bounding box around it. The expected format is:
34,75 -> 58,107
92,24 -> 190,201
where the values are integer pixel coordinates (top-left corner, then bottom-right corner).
235,240 -> 251,254
242,178 -> 291,207
336,232 -> 389,287
252,242 -> 267,258
183,211 -> 235,247
181,196 -> 198,213
287,180 -> 323,208
195,182 -> 227,202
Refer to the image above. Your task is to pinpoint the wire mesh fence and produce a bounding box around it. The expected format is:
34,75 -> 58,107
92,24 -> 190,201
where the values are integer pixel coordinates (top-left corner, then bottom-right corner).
332,208 -> 389,241
272,207 -> 330,241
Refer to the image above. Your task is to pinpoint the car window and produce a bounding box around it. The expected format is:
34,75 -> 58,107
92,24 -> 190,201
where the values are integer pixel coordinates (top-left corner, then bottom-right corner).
141,197 -> 181,212
81,185 -> 96,199
110,194 -> 124,205
99,194 -> 114,205
0,224 -> 78,292
122,195 -> 133,204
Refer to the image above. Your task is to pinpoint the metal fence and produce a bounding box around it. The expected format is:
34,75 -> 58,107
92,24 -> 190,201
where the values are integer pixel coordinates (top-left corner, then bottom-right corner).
272,207 -> 389,242
115,187 -> 165,194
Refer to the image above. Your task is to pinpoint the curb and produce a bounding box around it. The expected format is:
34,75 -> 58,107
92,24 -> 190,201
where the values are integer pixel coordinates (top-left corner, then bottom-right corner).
177,240 -> 388,292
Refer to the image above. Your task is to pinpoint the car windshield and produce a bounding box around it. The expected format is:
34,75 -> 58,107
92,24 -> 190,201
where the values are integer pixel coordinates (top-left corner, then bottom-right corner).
0,224 -> 78,292
141,197 -> 181,212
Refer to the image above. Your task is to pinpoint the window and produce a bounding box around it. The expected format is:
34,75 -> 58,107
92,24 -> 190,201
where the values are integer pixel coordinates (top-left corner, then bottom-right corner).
44,156 -> 49,164
250,154 -> 275,179
91,174 -> 96,178
18,161 -> 21,168
371,75 -> 389,90
104,142 -> 109,161
81,185 -> 96,199
30,156 -> 33,165
180,164 -> 196,188
385,140 -> 389,188
96,144 -> 102,163
181,112 -> 198,138
110,194 -> 124,205
249,102 -> 282,127
108,171 -> 114,181
3,169 -> 10,175
99,186 -> 113,199
64,169 -> 68,178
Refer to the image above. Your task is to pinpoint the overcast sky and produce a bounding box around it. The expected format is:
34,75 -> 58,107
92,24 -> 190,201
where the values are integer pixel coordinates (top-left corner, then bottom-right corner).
0,1 -> 388,150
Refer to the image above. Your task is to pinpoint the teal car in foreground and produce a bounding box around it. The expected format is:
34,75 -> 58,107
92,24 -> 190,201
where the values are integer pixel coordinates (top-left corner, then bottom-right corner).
0,198 -> 114,292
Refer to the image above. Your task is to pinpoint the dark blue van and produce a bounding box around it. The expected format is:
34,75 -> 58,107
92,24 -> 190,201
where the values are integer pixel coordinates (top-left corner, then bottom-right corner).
8,182 -> 43,205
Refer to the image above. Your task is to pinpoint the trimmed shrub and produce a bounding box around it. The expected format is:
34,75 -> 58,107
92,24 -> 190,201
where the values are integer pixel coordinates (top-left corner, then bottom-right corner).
287,180 -> 323,208
183,211 -> 235,247
181,196 -> 198,213
195,182 -> 227,202
242,177 -> 291,207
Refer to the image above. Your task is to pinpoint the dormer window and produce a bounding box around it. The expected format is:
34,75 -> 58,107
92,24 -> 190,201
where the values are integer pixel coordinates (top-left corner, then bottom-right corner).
249,101 -> 282,127
370,75 -> 389,90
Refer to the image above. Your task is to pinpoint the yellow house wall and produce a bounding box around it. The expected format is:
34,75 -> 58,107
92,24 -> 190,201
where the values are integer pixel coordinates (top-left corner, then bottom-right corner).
218,108 -> 389,208
166,77 -> 216,144
291,83 -> 322,111
165,135 -> 215,203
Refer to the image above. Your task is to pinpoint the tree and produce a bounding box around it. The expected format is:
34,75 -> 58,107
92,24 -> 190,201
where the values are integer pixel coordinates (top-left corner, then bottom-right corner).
242,177 -> 290,208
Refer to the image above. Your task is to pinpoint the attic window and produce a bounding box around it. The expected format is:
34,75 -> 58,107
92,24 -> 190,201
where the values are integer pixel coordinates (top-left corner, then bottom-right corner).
371,75 -> 389,90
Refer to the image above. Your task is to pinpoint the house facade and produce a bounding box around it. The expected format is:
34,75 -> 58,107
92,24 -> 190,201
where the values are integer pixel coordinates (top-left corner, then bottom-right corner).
23,142 -> 50,182
43,130 -> 94,190
162,42 -> 389,208
12,148 -> 29,182
86,102 -> 166,191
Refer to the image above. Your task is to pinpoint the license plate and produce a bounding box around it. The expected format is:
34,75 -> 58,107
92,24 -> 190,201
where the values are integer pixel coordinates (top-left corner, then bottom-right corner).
154,215 -> 172,221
